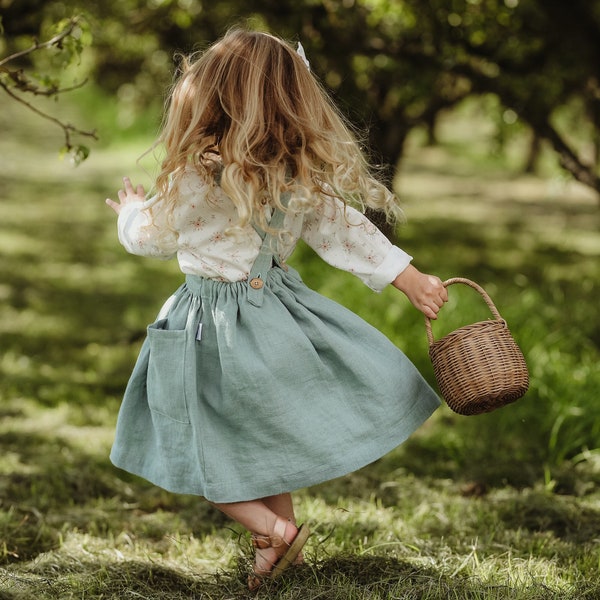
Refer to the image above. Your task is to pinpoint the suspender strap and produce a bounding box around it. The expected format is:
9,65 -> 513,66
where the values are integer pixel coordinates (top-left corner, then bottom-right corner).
247,192 -> 291,307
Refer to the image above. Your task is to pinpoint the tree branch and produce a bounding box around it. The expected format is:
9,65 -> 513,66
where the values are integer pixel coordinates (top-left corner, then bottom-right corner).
0,17 -> 81,68
0,80 -> 98,150
3,66 -> 90,97
539,121 -> 600,192
444,60 -> 600,195
0,15 -> 96,163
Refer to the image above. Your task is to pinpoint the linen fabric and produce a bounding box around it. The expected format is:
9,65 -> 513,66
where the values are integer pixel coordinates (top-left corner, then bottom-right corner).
110,176 -> 440,502
110,265 -> 440,502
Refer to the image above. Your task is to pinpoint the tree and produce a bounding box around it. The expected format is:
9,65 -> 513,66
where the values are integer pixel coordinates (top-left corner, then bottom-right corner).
252,0 -> 600,193
409,0 -> 600,192
2,0 -> 599,196
0,13 -> 97,163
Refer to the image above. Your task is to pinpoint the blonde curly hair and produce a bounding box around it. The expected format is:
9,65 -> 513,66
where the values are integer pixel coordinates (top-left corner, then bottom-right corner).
152,27 -> 402,234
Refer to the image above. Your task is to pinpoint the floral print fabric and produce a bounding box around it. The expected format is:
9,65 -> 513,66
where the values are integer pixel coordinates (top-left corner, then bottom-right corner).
117,171 -> 412,292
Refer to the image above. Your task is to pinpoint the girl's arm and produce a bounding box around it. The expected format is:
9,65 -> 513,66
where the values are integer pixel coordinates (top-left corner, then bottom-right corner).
300,197 -> 447,318
106,177 -> 178,259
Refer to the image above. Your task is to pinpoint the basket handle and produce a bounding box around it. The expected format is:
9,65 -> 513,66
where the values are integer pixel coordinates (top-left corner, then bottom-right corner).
425,277 -> 504,346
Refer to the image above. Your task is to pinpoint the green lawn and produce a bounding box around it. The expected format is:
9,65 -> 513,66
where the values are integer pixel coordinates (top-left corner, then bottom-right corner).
1,98 -> 599,599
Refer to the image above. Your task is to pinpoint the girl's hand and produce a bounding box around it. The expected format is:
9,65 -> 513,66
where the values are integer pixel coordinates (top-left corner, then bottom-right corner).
392,264 -> 448,319
105,177 -> 146,215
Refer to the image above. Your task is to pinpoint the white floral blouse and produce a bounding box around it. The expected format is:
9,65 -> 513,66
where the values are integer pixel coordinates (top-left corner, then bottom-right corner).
117,171 -> 412,292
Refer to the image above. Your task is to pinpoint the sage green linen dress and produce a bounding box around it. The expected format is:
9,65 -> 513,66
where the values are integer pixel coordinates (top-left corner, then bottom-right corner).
110,175 -> 440,502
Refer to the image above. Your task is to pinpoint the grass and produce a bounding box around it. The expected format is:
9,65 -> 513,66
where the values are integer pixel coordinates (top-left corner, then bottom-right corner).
1,95 -> 600,599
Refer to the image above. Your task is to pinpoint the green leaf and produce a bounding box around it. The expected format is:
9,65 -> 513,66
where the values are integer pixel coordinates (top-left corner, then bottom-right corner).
71,145 -> 91,165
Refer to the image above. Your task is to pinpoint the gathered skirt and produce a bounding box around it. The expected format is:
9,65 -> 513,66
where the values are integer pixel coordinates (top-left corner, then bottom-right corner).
110,265 -> 440,502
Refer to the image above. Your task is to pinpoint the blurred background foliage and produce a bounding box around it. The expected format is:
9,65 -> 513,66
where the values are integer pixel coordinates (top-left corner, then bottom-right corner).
1,0 -> 600,193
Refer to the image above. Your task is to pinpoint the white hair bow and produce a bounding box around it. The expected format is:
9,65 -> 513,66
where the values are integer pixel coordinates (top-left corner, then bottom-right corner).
296,42 -> 310,71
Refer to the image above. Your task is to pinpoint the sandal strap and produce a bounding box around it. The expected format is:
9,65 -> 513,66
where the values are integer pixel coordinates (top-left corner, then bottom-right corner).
248,522 -> 310,590
251,534 -> 271,550
250,518 -> 292,551
251,533 -> 286,549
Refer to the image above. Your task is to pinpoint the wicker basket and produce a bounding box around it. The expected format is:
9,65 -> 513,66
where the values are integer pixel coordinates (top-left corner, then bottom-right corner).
425,277 -> 529,416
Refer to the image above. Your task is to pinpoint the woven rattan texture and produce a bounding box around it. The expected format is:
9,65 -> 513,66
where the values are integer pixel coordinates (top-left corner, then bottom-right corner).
426,278 -> 529,416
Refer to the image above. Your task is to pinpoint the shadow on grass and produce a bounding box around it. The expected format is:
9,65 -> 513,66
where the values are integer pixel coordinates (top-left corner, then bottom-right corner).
494,490 -> 600,544
2,554 -> 598,600
0,429 -> 229,564
2,133 -> 600,597
0,430 -> 120,504
0,430 -> 125,562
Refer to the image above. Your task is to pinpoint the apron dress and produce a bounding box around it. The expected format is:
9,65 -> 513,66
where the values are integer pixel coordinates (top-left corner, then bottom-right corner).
110,200 -> 440,502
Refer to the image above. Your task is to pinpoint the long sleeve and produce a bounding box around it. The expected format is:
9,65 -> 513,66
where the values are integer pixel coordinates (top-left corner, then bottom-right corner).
114,171 -> 412,287
299,197 -> 412,292
117,197 -> 178,260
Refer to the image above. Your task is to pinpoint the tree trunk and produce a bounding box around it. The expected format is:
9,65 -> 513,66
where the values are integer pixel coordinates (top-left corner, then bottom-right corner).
524,133 -> 541,174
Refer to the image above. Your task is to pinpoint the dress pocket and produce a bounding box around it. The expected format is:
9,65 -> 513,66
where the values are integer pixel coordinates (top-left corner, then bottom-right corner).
146,318 -> 191,424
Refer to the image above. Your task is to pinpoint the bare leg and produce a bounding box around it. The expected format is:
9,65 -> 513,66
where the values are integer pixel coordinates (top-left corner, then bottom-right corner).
211,497 -> 305,586
258,493 -> 303,564
262,493 -> 296,524
211,499 -> 279,536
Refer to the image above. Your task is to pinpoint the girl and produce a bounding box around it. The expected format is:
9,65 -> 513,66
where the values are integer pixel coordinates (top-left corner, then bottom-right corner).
106,28 -> 447,589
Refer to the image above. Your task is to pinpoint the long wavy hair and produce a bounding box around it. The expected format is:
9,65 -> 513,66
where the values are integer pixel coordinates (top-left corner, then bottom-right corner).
152,27 -> 402,234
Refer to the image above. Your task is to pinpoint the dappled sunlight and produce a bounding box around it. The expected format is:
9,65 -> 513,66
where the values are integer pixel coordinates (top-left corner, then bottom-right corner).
398,117 -> 600,265
1,101 -> 599,598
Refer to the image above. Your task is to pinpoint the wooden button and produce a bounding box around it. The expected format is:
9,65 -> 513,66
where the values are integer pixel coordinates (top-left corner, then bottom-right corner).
249,278 -> 264,289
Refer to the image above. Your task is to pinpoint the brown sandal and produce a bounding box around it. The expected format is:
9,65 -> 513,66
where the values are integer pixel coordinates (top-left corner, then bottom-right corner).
247,520 -> 310,590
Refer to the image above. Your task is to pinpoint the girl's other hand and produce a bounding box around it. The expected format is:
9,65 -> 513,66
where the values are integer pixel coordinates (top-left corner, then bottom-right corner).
392,264 -> 448,319
106,177 -> 146,215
